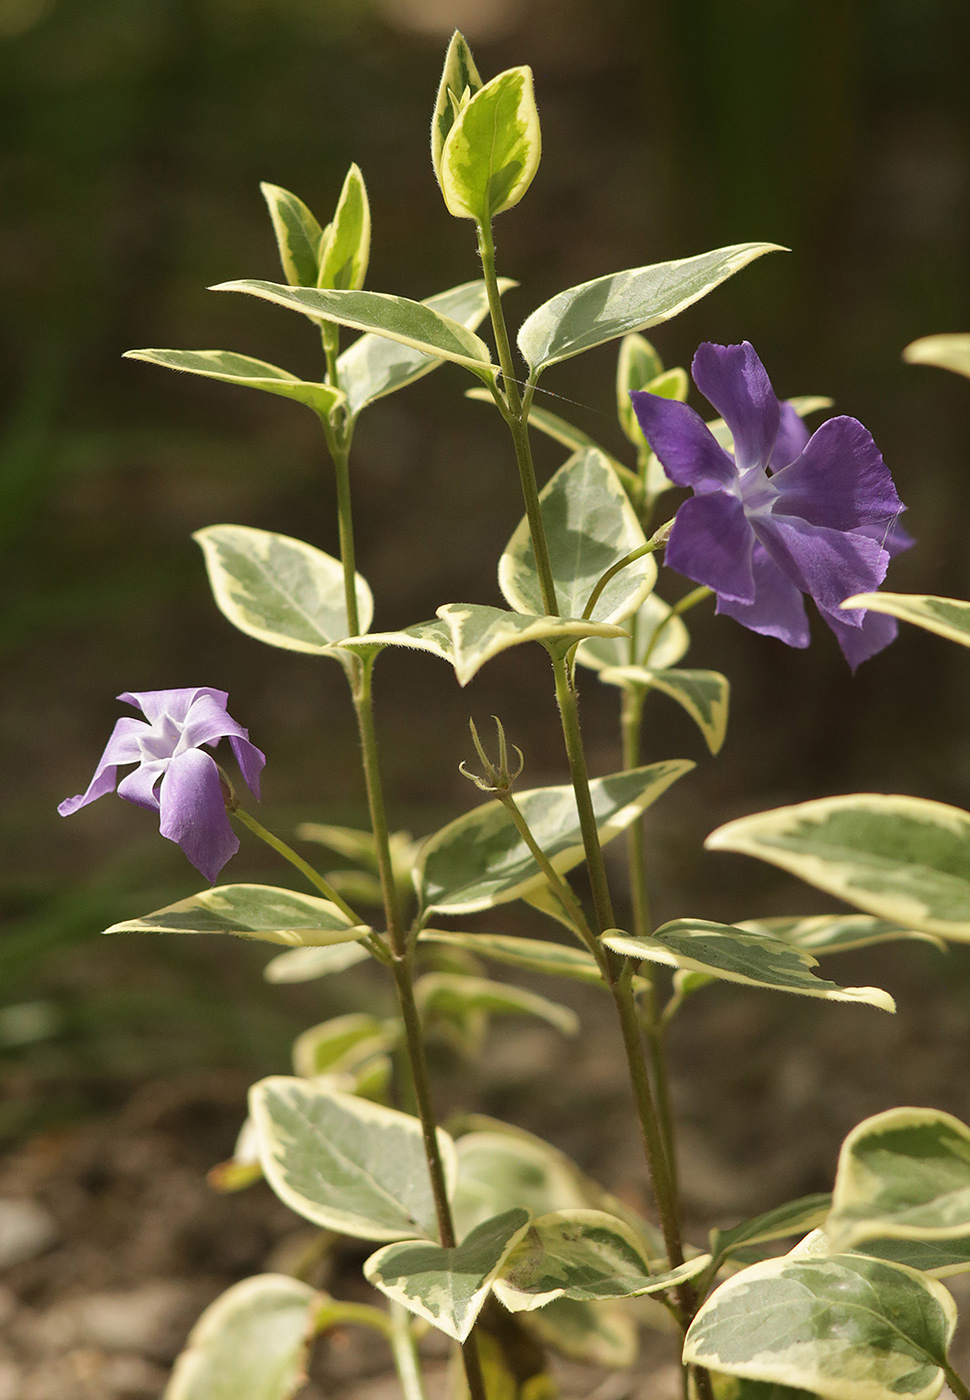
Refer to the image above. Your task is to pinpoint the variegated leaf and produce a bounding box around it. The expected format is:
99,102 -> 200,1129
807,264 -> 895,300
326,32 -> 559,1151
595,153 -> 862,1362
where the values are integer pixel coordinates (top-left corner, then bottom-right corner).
707,795 -> 970,941
683,1254 -> 957,1400
291,1013 -> 395,1078
263,942 -> 371,983
494,1209 -> 708,1310
499,447 -> 656,625
576,591 -> 691,673
260,182 -> 324,288
317,163 -> 369,292
414,973 -> 578,1035
602,921 -> 895,1011
194,525 -> 373,654
903,334 -> 970,380
600,665 -> 729,754
517,243 -> 783,375
431,30 -> 483,180
840,592 -> 970,650
250,1077 -> 456,1242
364,1208 -> 530,1342
340,279 -> 512,418
827,1108 -> 970,1252
740,914 -> 942,954
164,1274 -> 320,1400
211,281 -> 495,375
520,1295 -> 637,1368
439,67 -> 540,221
420,930 -> 605,986
417,761 -> 693,914
709,1195 -> 833,1270
124,348 -> 344,417
104,884 -> 369,948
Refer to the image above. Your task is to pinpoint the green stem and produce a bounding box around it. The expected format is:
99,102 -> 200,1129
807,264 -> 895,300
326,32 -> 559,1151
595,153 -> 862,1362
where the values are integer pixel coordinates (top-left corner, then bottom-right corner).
351,653 -> 405,952
232,806 -> 361,924
332,437 -> 361,638
477,218 -> 558,617
581,527 -> 670,622
389,1302 -> 429,1400
945,1366 -> 970,1400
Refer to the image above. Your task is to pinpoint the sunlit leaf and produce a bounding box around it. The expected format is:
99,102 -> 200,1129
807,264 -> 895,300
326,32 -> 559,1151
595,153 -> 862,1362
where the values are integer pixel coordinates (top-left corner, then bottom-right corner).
291,1013 -> 395,1078
827,1107 -> 970,1253
439,67 -> 541,221
364,1208 -> 530,1342
707,795 -> 970,941
211,281 -> 495,375
603,921 -> 895,1011
164,1274 -> 320,1400
517,243 -> 783,375
499,447 -> 655,625
261,182 -> 324,288
600,665 -> 729,754
104,884 -> 369,948
340,279 -> 511,417
250,1077 -> 456,1242
576,592 -> 690,673
684,1253 -> 957,1400
903,334 -> 970,380
317,163 -> 369,292
739,914 -> 943,955
123,348 -> 344,417
194,525 -> 373,654
417,761 -> 692,914
839,593 -> 970,650
431,30 -> 483,181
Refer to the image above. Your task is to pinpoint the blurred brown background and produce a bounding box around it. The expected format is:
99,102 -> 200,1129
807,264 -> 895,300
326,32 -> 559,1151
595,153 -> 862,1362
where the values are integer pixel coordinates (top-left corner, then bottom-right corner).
3,0 -> 970,1132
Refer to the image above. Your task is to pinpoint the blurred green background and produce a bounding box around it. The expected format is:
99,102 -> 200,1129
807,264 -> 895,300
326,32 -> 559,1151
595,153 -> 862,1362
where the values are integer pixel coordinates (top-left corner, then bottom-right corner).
3,0 -> 970,1134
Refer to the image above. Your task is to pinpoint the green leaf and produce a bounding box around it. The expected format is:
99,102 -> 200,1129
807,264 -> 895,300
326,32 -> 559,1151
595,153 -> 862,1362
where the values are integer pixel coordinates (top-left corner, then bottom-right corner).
164,1273 -> 321,1400
263,942 -> 371,984
211,281 -> 495,376
517,243 -> 783,376
452,1130 -> 601,1240
709,1195 -> 833,1270
717,1382 -> 817,1400
420,930 -> 605,986
600,666 -> 729,754
616,333 -> 664,443
346,604 -> 626,687
291,1013 -> 395,1078
738,914 -> 943,955
839,592 -> 970,650
683,1253 -> 957,1400
103,884 -> 369,948
250,1077 -> 456,1242
494,1209 -> 709,1310
317,163 -> 369,292
854,1235 -> 970,1280
261,182 -> 324,288
194,524 -> 373,654
827,1108 -> 970,1253
439,67 -> 541,221
499,447 -> 656,625
520,1296 -> 637,1368
417,761 -> 693,914
706,794 -> 970,941
602,921 -> 895,1011
364,1208 -> 530,1342
414,973 -> 578,1036
431,30 -> 483,183
903,334 -> 970,380
123,348 -> 344,418
340,279 -> 512,418
576,591 -> 691,673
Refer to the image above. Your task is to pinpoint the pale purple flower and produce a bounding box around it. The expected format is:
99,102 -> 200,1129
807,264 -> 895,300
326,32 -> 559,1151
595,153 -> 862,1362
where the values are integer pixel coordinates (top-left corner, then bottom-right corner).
631,341 -> 911,669
59,688 -> 265,882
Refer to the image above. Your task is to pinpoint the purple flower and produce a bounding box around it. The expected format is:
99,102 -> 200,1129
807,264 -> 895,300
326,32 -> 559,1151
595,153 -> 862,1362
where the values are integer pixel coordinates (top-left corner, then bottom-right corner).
631,341 -> 911,669
59,688 -> 265,882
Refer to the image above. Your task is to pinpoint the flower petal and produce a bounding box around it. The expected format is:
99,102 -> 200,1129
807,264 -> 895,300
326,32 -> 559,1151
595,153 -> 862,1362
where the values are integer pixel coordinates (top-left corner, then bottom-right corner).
816,602 -> 899,672
57,717 -> 151,816
157,748 -> 238,883
760,515 -> 889,616
770,416 -> 903,531
770,401 -> 811,470
228,736 -> 265,799
666,492 -> 757,603
116,759 -> 167,811
629,392 -> 736,491
691,341 -> 780,472
118,688 -> 229,726
715,541 -> 810,647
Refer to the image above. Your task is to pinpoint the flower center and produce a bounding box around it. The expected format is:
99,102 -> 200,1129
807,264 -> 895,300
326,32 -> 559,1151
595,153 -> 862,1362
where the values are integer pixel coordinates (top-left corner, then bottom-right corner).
137,711 -> 183,763
737,463 -> 778,518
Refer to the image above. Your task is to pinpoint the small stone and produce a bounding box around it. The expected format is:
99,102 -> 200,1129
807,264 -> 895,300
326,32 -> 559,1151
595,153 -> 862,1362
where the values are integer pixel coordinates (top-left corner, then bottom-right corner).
0,1199 -> 58,1270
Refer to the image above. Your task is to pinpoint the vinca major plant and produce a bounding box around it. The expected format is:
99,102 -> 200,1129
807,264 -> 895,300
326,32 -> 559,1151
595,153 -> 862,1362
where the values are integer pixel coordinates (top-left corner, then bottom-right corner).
59,32 -> 970,1400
